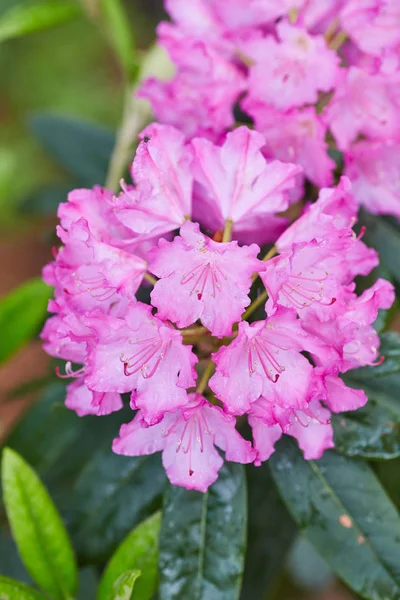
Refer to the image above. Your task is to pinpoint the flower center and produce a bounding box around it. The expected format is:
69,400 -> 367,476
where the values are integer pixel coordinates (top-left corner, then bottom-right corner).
180,260 -> 226,300
248,337 -> 286,382
281,269 -> 335,308
121,336 -> 170,378
165,411 -> 212,477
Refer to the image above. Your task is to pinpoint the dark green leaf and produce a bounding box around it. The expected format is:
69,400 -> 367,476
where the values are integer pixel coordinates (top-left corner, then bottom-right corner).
270,439 -> 400,600
98,512 -> 160,600
0,576 -> 46,599
376,459 -> 400,512
69,451 -> 166,563
333,396 -> 400,460
0,530 -> 31,584
77,568 -> 99,600
334,333 -> 400,459
112,569 -> 141,600
1,448 -> 78,600
0,0 -> 80,43
29,114 -> 115,186
20,183 -> 73,216
0,278 -> 52,364
361,210 -> 400,283
346,332 -> 400,397
240,463 -> 296,600
159,462 -> 247,600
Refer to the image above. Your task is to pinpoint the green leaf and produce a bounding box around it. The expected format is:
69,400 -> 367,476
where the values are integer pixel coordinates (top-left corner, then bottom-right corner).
29,114 -> 115,186
240,463 -> 296,600
361,210 -> 400,283
98,512 -> 160,600
0,278 -> 52,364
346,332 -> 400,397
333,395 -> 400,460
68,450 -> 167,563
112,570 -> 141,600
1,448 -> 78,600
100,0 -> 137,79
0,576 -> 47,599
1,383 -> 138,536
332,332 -> 400,460
0,0 -> 80,43
20,183 -> 74,216
270,439 -> 400,600
159,462 -> 247,600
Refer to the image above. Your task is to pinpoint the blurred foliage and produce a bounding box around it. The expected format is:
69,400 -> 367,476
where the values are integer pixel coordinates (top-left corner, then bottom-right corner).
0,0 -> 162,227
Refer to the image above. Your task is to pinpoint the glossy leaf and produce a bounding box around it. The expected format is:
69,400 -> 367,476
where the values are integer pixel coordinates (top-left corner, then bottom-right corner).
159,462 -> 247,600
29,114 -> 115,186
240,463 -> 296,600
0,0 -> 79,43
3,383 -> 131,505
69,451 -> 166,563
1,448 -> 78,600
347,332 -> 400,397
270,439 -> 400,600
112,570 -> 141,600
333,395 -> 400,460
0,576 -> 47,600
97,512 -> 160,600
333,333 -> 400,459
0,278 -> 52,364
361,211 -> 400,283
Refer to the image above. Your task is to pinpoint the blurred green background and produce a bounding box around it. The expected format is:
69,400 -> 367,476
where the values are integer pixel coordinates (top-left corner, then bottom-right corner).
0,0 -> 163,227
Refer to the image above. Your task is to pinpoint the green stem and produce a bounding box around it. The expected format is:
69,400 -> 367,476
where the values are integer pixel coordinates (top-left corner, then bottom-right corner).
242,290 -> 268,321
222,219 -> 233,243
105,87 -> 151,192
329,30 -> 348,51
196,360 -> 216,394
143,272 -> 157,286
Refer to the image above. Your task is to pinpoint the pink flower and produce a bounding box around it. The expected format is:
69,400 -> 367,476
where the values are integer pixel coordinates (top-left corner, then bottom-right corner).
112,393 -> 255,492
58,186 -> 130,246
41,310 -> 88,364
249,397 -> 334,462
345,140 -> 400,219
324,67 -> 400,150
163,0 -> 281,42
115,124 -> 193,238
149,221 -> 263,336
276,178 -> 379,283
84,303 -> 198,425
191,126 -> 302,244
49,219 -> 147,312
319,373 -> 367,413
261,240 -> 340,315
300,0 -> 345,32
138,38 -> 245,141
65,380 -> 123,417
340,0 -> 400,57
246,22 -> 339,111
242,102 -> 335,187
302,279 -> 395,372
209,307 -> 326,415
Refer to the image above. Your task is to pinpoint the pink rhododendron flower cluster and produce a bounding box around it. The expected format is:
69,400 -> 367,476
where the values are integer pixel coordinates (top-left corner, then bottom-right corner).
42,0 -> 397,492
139,0 -> 400,219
